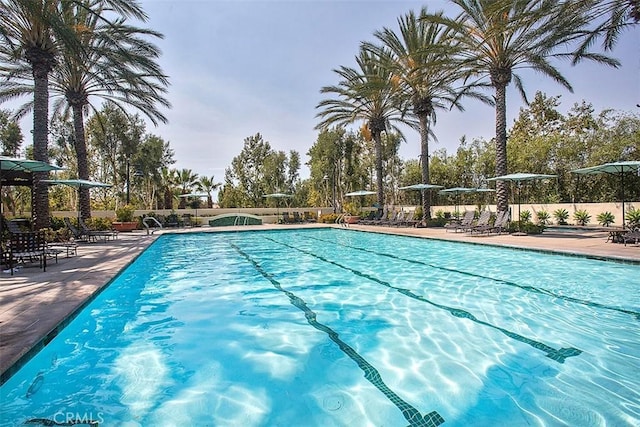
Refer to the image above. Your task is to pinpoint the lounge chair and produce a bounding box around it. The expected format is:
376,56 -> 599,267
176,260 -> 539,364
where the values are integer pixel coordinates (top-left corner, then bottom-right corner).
468,210 -> 492,234
64,217 -> 89,241
623,230 -> 640,246
79,218 -> 118,242
490,211 -> 510,234
444,211 -> 475,233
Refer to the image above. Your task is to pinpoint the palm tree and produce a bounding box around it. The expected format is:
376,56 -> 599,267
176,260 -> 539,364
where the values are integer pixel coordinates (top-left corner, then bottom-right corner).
159,167 -> 176,210
0,0 -> 148,229
425,0 -> 618,212
176,168 -> 199,209
573,0 -> 639,53
2,1 -> 170,221
198,175 -> 221,208
316,47 -> 417,211
365,7 -> 492,220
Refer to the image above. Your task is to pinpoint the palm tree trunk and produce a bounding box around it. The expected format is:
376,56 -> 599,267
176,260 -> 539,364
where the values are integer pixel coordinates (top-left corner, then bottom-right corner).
72,103 -> 91,220
373,130 -> 384,212
419,114 -> 431,221
31,63 -> 51,230
494,82 -> 509,213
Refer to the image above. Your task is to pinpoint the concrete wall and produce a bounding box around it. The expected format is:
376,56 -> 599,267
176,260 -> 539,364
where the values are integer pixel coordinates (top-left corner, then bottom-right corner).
44,201 -> 638,227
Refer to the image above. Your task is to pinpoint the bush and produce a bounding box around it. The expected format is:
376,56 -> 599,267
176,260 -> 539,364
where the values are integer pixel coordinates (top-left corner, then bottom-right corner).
596,211 -> 615,227
85,217 -> 113,231
319,213 -> 339,223
573,209 -> 591,226
115,205 -> 135,222
626,207 -> 640,230
535,210 -> 551,225
553,208 -> 569,225
508,222 -> 545,234
520,210 -> 532,223
434,210 -> 445,220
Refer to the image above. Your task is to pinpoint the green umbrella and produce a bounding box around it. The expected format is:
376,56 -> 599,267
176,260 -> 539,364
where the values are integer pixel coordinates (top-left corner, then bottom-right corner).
43,179 -> 112,224
571,161 -> 640,228
178,193 -> 209,224
1,156 -> 63,235
263,193 -> 293,222
487,173 -> 556,233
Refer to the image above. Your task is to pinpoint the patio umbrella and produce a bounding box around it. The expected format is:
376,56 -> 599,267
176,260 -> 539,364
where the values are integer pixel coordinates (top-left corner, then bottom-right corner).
487,173 -> 556,234
1,156 -> 63,235
399,184 -> 444,220
438,187 -> 476,214
178,193 -> 209,223
43,179 -> 112,224
344,190 -> 377,196
263,192 -> 293,222
571,161 -> 640,228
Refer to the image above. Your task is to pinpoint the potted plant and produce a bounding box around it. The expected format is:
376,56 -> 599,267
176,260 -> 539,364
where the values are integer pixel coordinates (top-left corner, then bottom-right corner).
113,205 -> 137,232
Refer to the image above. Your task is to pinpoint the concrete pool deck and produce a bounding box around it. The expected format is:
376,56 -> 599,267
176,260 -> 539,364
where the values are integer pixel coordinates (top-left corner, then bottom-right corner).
1,223 -> 639,382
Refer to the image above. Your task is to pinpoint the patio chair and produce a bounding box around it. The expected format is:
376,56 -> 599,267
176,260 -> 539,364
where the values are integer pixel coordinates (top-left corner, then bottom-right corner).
444,211 -> 475,233
64,217 -> 89,241
490,211 -> 510,234
6,230 -> 47,275
79,218 -> 118,242
6,220 -> 28,234
623,230 -> 640,246
468,210 -> 493,234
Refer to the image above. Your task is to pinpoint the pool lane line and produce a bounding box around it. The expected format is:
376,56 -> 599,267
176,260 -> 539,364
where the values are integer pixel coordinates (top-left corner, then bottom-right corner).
306,234 -> 640,322
264,237 -> 582,364
230,242 -> 445,427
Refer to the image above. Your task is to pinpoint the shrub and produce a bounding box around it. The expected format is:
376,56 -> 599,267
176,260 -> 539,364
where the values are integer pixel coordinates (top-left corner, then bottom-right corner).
596,211 -> 615,227
535,210 -> 551,225
435,210 -> 445,220
115,205 -> 135,222
319,213 -> 339,223
553,208 -> 569,225
508,222 -> 545,234
86,217 -> 113,231
519,210 -> 532,223
573,209 -> 591,226
414,206 -> 424,220
625,207 -> 640,230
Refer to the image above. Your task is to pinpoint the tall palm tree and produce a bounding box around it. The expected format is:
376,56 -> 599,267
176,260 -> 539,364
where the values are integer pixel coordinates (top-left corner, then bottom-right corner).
0,0 -> 148,229
426,0 -> 618,212
176,168 -> 199,209
198,175 -> 221,208
316,47 -> 418,211
365,7 -> 492,220
2,1 -> 170,221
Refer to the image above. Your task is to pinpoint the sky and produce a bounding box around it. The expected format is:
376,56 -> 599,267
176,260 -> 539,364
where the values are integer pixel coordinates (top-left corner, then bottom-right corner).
11,1 -> 640,185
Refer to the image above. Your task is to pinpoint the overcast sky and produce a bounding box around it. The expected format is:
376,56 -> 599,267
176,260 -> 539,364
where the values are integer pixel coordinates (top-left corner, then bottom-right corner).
16,1 -> 640,184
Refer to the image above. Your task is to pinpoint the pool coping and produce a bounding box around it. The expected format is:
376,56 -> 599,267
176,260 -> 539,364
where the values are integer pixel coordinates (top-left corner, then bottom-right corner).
1,223 -> 639,384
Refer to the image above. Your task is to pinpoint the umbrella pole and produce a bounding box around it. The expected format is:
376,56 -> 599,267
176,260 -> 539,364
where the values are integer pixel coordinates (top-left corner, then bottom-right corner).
621,171 -> 625,228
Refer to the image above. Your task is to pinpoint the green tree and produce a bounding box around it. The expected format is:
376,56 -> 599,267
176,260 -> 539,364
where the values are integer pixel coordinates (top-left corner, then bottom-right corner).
428,0 -> 618,213
316,47 -> 417,212
85,103 -> 146,207
135,135 -> 174,209
366,7 -> 492,219
176,168 -> 199,209
0,0 -> 148,229
0,109 -> 23,156
198,175 -> 221,208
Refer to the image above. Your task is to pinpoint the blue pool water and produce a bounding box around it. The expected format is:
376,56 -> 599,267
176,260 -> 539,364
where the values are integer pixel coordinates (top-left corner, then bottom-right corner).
1,228 -> 639,426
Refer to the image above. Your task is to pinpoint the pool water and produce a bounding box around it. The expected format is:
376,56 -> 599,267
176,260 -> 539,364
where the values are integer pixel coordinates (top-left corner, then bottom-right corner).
1,228 -> 639,426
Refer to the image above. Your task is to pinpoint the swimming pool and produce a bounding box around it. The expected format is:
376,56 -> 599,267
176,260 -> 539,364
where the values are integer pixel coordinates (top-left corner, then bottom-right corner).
1,228 -> 638,426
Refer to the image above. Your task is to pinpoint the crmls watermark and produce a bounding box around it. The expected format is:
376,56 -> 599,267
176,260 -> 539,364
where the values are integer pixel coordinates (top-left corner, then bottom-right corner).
51,411 -> 104,426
